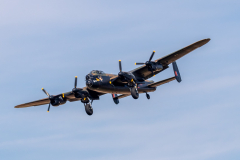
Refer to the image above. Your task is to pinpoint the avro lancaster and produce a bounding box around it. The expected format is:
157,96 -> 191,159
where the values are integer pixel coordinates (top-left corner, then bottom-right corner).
15,38 -> 210,115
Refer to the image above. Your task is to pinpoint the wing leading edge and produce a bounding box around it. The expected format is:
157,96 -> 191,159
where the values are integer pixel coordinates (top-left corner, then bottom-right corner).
156,38 -> 210,65
15,98 -> 50,108
15,88 -> 105,108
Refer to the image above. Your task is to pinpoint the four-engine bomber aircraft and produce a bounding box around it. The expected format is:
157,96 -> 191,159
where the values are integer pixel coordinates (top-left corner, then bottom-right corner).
15,38 -> 210,115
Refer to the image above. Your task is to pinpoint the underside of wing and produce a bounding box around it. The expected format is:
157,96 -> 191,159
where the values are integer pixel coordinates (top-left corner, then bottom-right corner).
148,76 -> 176,88
61,88 -> 105,101
63,91 -> 78,101
67,98 -> 81,102
130,65 -> 168,81
156,38 -> 210,65
63,87 -> 105,101
15,98 -> 50,108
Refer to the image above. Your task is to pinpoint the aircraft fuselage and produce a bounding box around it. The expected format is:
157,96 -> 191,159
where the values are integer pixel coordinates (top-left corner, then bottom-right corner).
86,71 -> 156,94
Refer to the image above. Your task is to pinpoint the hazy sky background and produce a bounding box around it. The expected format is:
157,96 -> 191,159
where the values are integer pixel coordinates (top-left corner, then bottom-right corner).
0,0 -> 240,159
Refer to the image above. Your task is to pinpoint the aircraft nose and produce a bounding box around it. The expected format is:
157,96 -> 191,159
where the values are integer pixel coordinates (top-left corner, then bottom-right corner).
87,79 -> 100,88
86,80 -> 93,87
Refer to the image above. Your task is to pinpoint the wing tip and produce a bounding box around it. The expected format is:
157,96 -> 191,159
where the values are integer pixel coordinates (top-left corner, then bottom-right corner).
205,38 -> 211,42
200,38 -> 211,44
14,104 -> 26,108
193,38 -> 211,48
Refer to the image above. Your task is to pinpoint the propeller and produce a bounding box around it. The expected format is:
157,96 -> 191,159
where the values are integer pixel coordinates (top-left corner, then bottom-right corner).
42,88 -> 52,112
118,60 -> 125,78
117,60 -> 137,85
118,60 -> 124,78
47,103 -> 51,112
72,76 -> 82,98
149,50 -> 155,61
72,76 -> 89,102
117,60 -> 139,99
42,88 -> 50,97
119,60 -> 122,72
74,76 -> 77,88
135,51 -> 156,76
135,51 -> 155,65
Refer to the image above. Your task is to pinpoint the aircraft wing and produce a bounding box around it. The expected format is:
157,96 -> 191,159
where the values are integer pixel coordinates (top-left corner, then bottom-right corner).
155,38 -> 210,65
14,92 -> 75,108
14,87 -> 105,108
15,98 -> 50,108
130,65 -> 169,81
131,38 -> 210,80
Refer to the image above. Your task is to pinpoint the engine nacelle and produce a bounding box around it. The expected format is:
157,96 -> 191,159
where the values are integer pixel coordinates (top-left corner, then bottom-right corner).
152,64 -> 163,71
50,96 -> 66,106
118,71 -> 137,87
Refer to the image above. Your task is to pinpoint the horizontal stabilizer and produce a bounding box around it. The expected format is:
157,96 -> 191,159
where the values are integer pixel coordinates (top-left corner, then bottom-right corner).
148,77 -> 176,88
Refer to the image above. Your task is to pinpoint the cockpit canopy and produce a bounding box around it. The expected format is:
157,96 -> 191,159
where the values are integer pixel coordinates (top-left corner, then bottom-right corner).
90,70 -> 105,75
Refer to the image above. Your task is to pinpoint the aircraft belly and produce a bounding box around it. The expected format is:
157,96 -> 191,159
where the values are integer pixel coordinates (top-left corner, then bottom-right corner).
99,86 -> 130,94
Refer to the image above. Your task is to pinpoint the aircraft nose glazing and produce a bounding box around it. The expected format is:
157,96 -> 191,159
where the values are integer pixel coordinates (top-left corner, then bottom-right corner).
86,80 -> 93,87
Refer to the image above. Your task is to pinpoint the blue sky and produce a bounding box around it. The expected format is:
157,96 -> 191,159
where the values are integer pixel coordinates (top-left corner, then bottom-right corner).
0,0 -> 240,159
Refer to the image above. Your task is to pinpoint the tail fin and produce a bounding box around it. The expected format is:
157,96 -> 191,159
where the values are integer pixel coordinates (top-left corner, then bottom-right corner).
172,61 -> 181,83
112,94 -> 119,104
